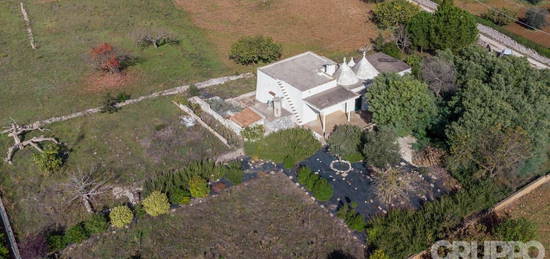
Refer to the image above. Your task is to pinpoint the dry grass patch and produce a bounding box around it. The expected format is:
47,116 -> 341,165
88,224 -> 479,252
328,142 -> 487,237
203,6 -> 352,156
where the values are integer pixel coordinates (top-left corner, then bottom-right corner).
498,181 -> 550,255
63,173 -> 365,258
174,0 -> 379,65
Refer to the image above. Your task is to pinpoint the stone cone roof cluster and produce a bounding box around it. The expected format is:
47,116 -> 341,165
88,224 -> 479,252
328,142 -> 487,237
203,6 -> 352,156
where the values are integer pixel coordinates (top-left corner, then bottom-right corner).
334,52 -> 379,86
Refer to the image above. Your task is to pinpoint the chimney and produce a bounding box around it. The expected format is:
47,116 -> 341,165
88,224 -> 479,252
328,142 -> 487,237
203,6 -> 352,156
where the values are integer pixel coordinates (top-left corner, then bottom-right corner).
323,64 -> 337,76
273,97 -> 282,118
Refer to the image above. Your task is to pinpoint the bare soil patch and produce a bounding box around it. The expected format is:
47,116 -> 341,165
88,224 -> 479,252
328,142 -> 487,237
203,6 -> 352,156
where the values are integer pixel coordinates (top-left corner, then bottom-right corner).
497,181 -> 550,255
63,173 -> 365,258
83,71 -> 138,93
174,0 -> 378,64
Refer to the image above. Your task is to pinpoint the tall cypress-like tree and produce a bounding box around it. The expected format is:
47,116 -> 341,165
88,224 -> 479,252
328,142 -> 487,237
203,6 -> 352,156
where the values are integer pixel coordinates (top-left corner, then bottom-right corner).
429,1 -> 477,51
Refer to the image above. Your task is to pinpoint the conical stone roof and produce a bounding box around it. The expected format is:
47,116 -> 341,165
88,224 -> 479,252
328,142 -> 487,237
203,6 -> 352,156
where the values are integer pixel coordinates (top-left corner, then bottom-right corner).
335,58 -> 359,86
353,52 -> 379,80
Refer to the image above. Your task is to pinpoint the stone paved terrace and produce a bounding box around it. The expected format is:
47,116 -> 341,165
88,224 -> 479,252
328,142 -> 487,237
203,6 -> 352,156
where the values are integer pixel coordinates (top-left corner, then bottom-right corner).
304,111 -> 372,137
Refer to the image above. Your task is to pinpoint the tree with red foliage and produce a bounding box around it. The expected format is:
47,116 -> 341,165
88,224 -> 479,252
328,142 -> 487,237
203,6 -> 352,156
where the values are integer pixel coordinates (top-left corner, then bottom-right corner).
89,43 -> 127,73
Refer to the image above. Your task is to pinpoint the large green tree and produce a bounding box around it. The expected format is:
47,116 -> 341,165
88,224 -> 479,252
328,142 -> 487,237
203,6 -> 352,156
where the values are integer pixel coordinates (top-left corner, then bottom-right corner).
366,73 -> 437,136
407,12 -> 432,52
327,125 -> 363,161
446,46 -> 550,179
372,0 -> 420,29
429,2 -> 477,51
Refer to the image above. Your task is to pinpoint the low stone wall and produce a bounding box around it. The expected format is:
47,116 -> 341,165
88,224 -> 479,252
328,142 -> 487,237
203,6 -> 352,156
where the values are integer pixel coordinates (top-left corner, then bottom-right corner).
188,97 -> 243,135
0,195 -> 21,259
173,101 -> 231,148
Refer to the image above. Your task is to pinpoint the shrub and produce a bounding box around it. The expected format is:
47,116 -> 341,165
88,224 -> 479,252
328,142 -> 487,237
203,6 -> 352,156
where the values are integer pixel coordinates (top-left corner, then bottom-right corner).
168,187 -> 191,205
362,127 -> 401,169
89,43 -> 131,73
312,178 -> 334,201
83,214 -> 109,235
143,191 -> 170,216
372,0 -> 420,29
134,28 -> 177,48
336,202 -> 366,231
244,128 -> 321,168
109,206 -> 134,228
241,125 -> 265,141
297,167 -> 334,201
187,84 -> 200,97
100,92 -> 130,113
223,163 -> 244,185
380,42 -> 402,59
229,36 -> 282,65
524,8 -> 548,29
64,224 -> 88,245
47,234 -> 66,251
369,249 -> 390,259
482,8 -> 517,26
328,125 -> 363,160
493,218 -> 537,242
32,143 -> 63,174
188,176 -> 209,198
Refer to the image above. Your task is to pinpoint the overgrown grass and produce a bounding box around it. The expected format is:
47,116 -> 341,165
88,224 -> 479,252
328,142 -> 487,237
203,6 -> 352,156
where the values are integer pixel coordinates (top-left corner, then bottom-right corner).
0,96 -> 228,237
0,0 -> 229,122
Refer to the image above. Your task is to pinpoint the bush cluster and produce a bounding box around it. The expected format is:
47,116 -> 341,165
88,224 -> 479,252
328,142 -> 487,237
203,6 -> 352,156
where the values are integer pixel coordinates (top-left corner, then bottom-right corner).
482,8 -> 517,26
229,36 -> 282,65
297,167 -> 334,201
336,202 -> 366,231
240,125 -> 265,141
366,180 -> 507,258
143,160 -> 244,205
245,128 -> 321,168
47,213 -> 109,251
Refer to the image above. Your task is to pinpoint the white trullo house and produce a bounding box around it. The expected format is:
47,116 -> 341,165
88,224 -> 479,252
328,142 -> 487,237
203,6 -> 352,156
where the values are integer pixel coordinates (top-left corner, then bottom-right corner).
254,51 -> 410,133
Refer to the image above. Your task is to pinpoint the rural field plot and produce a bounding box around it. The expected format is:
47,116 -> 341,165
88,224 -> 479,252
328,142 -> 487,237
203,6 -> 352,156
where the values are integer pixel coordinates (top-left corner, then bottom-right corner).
0,96 -> 229,238
453,0 -> 550,47
499,181 -> 550,255
0,0 -> 228,122
63,173 -> 365,258
175,0 -> 379,65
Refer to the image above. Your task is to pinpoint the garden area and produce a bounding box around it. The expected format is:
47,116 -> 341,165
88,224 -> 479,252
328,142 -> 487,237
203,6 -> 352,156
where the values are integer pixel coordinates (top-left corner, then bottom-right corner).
61,173 -> 365,258
0,96 -> 232,253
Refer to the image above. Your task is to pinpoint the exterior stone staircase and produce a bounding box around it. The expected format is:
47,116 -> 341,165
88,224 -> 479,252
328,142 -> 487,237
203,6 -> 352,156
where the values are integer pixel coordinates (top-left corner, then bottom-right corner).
276,80 -> 303,125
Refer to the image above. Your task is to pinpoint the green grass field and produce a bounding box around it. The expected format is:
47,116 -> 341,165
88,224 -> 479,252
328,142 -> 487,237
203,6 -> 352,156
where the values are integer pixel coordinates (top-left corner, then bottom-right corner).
0,96 -> 229,237
0,0 -> 232,123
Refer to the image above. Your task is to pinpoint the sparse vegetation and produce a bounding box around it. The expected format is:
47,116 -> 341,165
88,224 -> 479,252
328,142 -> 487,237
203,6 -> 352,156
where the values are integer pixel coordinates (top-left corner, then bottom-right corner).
493,217 -> 537,242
